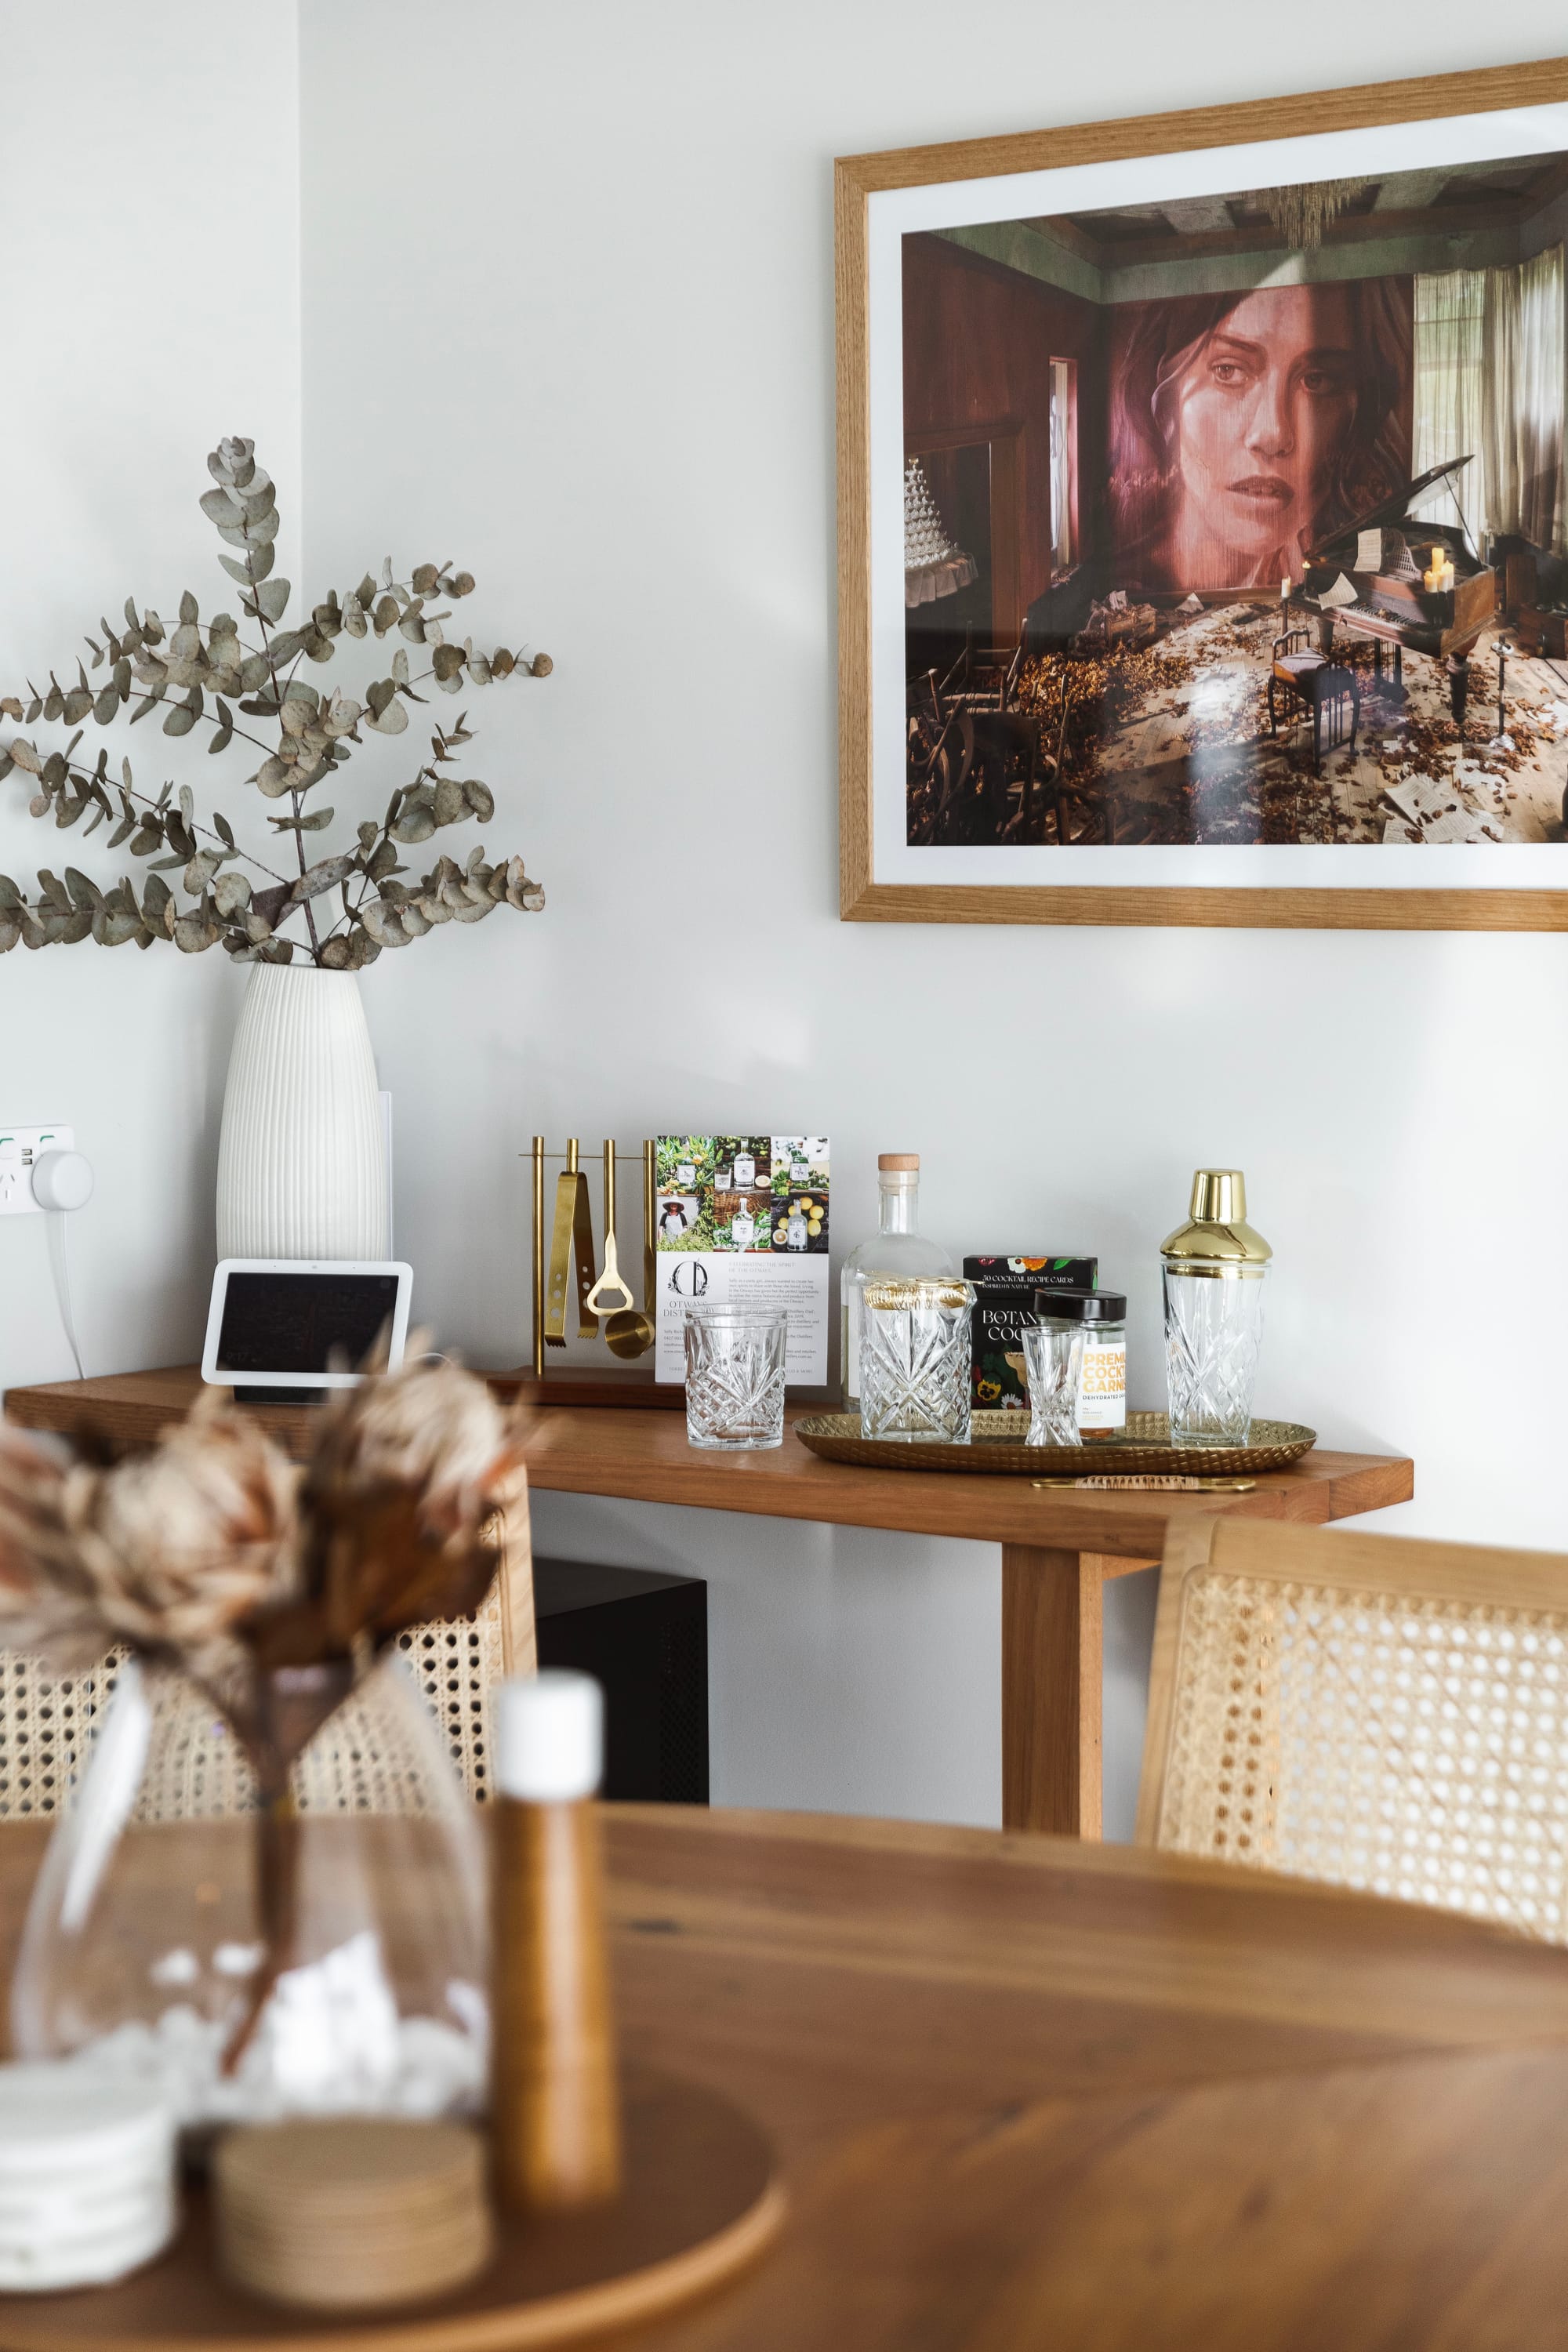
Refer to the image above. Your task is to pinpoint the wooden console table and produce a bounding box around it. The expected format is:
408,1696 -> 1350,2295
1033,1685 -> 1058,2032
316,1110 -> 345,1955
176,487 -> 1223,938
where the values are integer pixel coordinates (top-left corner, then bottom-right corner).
1,1367 -> 1414,1840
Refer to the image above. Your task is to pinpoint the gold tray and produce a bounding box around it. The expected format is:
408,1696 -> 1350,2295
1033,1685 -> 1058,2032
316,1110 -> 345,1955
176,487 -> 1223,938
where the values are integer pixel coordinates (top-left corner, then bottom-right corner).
793,1410 -> 1316,1479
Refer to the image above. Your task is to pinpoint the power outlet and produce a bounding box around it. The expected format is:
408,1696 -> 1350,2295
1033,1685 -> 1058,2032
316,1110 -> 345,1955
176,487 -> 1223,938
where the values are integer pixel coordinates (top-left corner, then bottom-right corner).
0,1126 -> 76,1217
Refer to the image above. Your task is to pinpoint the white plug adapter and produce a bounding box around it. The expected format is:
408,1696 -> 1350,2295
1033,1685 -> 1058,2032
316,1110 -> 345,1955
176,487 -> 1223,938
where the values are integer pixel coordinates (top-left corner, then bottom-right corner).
0,1127 -> 80,1217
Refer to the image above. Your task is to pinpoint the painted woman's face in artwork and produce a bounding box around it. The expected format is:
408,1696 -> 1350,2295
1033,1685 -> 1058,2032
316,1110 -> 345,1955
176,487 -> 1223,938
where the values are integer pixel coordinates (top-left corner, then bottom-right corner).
1171,285 -> 1360,580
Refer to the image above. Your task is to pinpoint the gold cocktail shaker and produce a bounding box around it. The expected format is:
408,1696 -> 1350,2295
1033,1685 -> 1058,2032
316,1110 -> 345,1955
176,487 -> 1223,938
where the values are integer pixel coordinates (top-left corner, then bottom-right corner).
1160,1171 -> 1272,1448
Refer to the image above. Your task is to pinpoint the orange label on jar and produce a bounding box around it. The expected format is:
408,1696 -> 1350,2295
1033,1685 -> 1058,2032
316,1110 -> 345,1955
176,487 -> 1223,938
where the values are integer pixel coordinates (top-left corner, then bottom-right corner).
1077,1338 -> 1127,1430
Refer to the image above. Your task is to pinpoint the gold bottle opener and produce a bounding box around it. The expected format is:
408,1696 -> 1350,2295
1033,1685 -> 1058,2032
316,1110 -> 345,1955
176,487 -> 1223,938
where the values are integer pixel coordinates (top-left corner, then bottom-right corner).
585,1137 -> 637,1319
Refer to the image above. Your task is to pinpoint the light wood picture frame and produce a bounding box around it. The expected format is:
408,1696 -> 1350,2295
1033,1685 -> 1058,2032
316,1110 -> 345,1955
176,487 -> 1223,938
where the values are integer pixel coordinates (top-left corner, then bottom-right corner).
837,59 -> 1568,929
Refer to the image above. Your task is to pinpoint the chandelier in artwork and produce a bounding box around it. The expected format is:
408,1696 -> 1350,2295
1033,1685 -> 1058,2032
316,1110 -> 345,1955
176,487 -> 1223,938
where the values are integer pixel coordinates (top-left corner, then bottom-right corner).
1249,179 -> 1369,251
903,456 -> 977,608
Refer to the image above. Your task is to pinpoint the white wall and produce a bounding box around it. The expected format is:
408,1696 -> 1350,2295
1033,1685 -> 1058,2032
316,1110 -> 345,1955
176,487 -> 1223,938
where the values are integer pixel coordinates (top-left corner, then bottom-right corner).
5,5 -> 1568,1839
0,2 -> 302,1388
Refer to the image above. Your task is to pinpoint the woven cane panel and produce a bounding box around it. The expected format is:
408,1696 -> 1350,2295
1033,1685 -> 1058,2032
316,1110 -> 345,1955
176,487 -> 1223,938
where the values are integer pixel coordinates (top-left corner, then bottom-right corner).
1157,1570 -> 1568,1940
394,1575 -> 506,1805
0,1582 -> 506,1821
0,1650 -> 122,1818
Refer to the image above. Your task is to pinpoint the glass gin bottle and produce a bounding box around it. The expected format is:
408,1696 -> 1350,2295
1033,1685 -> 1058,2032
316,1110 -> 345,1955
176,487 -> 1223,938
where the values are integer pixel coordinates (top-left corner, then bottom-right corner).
840,1154 -> 954,1416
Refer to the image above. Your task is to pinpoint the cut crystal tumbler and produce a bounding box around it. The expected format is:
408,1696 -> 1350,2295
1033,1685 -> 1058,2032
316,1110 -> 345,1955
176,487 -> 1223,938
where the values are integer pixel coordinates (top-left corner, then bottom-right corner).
1022,1319 -> 1084,1447
684,1304 -> 788,1449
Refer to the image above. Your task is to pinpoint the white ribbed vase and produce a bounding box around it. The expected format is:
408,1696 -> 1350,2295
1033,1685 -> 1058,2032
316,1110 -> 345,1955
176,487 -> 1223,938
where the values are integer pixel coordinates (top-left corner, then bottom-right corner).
216,965 -> 388,1260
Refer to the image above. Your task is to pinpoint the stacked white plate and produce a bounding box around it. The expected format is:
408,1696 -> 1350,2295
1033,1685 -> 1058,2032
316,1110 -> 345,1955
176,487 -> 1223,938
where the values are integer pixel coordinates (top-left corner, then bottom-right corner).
0,2063 -> 178,2291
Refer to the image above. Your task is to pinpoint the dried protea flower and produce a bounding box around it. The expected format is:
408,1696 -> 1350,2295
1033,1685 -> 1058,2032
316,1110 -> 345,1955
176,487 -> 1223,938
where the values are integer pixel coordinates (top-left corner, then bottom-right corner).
280,1351 -> 518,1660
0,1426 -> 116,1671
65,1395 -> 300,1696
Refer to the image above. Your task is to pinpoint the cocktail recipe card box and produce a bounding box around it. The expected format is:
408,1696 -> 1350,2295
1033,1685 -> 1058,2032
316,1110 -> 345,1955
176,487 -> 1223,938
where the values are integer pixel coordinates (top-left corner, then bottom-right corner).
654,1135 -> 829,1386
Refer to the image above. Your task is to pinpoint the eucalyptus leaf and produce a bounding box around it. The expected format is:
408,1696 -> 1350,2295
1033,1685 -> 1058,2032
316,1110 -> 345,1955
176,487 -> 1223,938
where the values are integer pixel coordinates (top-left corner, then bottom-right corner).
173,909 -> 221,953
201,488 -> 246,529
291,853 -> 357,902
361,902 -> 410,948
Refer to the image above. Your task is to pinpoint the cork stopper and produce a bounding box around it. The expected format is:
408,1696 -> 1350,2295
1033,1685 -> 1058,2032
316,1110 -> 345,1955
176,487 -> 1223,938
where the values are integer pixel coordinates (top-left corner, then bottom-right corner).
877,1154 -> 920,1171
495,1670 -> 603,1802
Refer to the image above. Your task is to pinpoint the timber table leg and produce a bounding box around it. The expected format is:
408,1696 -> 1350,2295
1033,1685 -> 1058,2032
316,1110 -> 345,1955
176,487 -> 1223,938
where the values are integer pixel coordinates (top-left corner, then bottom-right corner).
1001,1546 -> 1103,1838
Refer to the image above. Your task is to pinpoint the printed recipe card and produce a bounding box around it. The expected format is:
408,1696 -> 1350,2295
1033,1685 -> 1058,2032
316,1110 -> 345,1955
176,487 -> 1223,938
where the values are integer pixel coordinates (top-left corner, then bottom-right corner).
653,1135 -> 829,1386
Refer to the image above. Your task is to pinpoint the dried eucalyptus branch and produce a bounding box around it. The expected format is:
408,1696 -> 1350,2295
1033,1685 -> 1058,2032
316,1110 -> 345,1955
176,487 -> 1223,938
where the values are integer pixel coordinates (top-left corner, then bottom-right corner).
0,437 -> 549,967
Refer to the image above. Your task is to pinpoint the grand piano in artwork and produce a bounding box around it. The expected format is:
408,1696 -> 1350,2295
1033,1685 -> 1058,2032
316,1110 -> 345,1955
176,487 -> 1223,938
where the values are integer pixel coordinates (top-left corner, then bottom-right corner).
1300,456 -> 1496,723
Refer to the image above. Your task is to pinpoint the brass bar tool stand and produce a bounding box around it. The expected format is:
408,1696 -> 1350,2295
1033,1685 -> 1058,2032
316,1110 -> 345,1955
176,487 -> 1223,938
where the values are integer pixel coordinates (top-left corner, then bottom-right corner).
528,1138 -> 677,1406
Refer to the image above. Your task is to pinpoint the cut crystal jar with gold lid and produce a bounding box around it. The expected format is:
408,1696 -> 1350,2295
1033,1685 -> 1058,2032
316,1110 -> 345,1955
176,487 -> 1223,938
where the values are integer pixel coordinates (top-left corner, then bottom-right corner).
858,1276 -> 975,1443
1160,1169 -> 1272,1447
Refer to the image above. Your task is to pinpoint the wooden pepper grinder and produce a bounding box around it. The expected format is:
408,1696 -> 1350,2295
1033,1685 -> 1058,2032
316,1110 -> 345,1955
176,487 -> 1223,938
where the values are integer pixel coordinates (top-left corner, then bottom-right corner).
491,1670 -> 622,2210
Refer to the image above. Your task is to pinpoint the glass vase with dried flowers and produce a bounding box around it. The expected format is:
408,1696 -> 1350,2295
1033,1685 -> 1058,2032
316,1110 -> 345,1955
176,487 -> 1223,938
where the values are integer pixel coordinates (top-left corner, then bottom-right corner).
0,1351 -> 520,2142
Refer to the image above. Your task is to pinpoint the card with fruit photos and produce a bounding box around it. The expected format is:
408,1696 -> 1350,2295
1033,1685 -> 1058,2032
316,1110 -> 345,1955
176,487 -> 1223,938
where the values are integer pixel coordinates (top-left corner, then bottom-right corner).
653,1134 -> 830,1386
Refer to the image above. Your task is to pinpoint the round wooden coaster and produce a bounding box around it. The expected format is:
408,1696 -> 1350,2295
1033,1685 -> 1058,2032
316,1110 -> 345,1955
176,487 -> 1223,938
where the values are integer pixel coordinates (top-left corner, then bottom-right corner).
0,2072 -> 784,2352
213,2121 -> 492,2312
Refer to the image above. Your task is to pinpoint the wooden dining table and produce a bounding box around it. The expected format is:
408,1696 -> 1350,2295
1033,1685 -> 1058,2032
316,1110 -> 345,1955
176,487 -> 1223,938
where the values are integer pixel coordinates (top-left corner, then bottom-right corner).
2,1367 -> 1414,1843
3,1805 -> 1567,2347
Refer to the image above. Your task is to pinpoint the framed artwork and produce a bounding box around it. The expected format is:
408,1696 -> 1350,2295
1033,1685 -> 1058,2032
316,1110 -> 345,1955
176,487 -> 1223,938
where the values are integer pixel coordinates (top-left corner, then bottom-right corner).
837,60 -> 1568,927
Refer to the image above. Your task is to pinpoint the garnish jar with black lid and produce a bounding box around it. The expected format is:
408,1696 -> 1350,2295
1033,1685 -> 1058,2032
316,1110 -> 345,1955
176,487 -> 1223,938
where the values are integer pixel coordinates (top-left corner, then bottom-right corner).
1033,1288 -> 1127,1443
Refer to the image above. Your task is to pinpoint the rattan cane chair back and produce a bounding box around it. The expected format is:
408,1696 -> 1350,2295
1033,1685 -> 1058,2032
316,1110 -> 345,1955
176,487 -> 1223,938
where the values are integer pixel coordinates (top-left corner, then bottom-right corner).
0,1468 -> 536,1821
1138,1515 -> 1568,1943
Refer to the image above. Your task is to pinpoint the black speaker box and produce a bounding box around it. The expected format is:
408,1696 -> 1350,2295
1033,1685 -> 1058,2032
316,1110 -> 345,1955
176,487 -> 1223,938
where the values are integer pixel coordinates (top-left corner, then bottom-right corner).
532,1557 -> 709,1806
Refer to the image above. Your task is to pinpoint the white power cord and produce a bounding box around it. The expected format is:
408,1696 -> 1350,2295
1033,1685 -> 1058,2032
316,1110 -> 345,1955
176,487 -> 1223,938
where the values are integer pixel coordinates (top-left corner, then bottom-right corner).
45,1210 -> 86,1385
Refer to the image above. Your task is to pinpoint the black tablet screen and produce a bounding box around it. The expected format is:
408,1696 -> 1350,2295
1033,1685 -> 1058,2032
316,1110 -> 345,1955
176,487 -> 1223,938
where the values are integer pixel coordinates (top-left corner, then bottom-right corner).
214,1272 -> 401,1376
